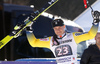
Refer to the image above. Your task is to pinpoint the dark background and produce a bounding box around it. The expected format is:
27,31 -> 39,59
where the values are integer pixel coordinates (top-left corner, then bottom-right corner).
0,0 -> 96,61
4,0 -> 95,20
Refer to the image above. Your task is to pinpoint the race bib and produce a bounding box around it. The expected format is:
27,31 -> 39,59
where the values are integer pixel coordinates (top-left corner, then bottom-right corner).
55,45 -> 72,57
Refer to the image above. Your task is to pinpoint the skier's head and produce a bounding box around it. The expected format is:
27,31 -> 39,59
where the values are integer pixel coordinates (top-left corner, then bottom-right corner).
52,19 -> 65,36
51,19 -> 64,28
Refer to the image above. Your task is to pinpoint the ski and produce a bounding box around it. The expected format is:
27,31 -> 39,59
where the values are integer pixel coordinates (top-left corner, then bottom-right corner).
0,0 -> 58,49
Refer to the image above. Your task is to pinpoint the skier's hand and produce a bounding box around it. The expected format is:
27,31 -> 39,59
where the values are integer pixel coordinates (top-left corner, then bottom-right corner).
92,11 -> 100,23
13,22 -> 33,38
26,22 -> 33,33
13,32 -> 22,38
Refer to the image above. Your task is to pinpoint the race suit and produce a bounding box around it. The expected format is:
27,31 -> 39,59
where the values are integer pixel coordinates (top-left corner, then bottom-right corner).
26,23 -> 99,64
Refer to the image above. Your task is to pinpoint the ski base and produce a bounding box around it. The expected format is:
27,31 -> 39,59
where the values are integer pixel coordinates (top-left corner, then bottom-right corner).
0,0 -> 58,49
0,35 -> 13,49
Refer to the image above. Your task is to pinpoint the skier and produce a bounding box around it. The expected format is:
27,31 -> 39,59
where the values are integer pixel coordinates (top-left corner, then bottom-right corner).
26,11 -> 100,64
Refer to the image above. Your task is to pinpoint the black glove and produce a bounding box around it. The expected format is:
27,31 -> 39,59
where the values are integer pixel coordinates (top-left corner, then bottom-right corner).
92,11 -> 100,23
26,22 -> 33,33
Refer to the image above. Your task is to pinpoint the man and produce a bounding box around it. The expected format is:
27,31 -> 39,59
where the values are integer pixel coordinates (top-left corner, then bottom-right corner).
26,11 -> 100,64
80,32 -> 100,64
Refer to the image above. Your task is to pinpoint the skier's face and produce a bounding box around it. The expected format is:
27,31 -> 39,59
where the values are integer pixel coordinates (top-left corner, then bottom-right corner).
53,25 -> 65,36
95,33 -> 100,45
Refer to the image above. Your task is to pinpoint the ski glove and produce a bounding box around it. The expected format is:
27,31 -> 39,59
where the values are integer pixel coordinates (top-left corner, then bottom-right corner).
13,31 -> 22,38
13,22 -> 33,38
26,22 -> 34,33
92,11 -> 100,23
